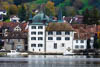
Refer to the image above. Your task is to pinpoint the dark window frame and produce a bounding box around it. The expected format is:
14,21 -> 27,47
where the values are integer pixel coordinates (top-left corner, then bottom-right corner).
48,37 -> 53,40
56,37 -> 61,40
31,26 -> 36,29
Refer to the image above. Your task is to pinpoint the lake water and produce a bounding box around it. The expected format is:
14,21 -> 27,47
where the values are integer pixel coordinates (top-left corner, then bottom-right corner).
0,55 -> 100,67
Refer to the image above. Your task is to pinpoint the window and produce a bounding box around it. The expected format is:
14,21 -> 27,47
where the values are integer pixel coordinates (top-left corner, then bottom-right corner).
48,37 -> 53,40
62,43 -> 64,47
38,37 -> 43,40
18,39 -> 20,42
81,40 -> 84,43
65,32 -> 70,35
76,40 -> 78,43
48,31 -> 53,35
65,37 -> 70,40
80,45 -> 84,49
38,26 -> 43,29
54,43 -> 57,49
38,32 -> 43,35
56,37 -> 61,40
31,37 -> 36,40
31,26 -> 36,29
33,49 -> 34,51
31,44 -> 36,47
17,45 -> 22,49
75,45 -> 79,49
38,44 -> 43,47
56,32 -> 61,35
31,32 -> 36,35
39,49 -> 41,51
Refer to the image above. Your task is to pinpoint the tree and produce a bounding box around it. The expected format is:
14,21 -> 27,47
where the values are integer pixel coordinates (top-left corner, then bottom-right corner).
45,1 -> 56,16
8,4 -> 18,15
83,8 -> 90,24
18,4 -> 26,22
65,6 -> 77,17
93,34 -> 98,49
96,39 -> 100,49
13,0 -> 22,6
72,0 -> 84,9
87,39 -> 91,49
90,7 -> 100,25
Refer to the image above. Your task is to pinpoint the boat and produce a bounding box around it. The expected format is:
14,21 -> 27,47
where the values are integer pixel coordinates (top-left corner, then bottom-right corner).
63,50 -> 75,55
7,50 -> 21,56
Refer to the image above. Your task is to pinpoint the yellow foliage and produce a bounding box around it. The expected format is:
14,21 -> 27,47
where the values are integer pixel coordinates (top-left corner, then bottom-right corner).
45,1 -> 56,16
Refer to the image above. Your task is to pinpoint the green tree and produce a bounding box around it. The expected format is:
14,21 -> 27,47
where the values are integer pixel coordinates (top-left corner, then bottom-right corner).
83,8 -> 90,24
96,39 -> 100,49
18,4 -> 26,22
65,6 -> 77,16
90,7 -> 100,25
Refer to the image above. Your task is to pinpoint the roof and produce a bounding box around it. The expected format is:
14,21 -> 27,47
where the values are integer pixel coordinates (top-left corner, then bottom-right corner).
46,22 -> 74,31
3,32 -> 27,39
0,10 -> 6,12
0,22 -> 28,32
32,11 -> 50,23
74,33 -> 88,40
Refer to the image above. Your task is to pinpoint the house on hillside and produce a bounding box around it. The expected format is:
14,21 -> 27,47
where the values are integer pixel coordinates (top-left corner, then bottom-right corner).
10,15 -> 20,22
0,10 -> 7,21
0,10 -> 7,15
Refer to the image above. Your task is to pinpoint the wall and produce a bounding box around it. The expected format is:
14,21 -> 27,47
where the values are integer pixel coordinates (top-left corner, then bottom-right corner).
46,31 -> 74,53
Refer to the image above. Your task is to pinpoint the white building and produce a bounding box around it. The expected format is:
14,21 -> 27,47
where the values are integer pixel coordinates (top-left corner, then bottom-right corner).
10,16 -> 20,22
28,11 -> 75,53
46,23 -> 74,53
73,33 -> 87,50
28,12 -> 49,53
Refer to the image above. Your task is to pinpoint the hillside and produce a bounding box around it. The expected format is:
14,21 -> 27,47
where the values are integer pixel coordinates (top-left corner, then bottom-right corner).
0,0 -> 100,22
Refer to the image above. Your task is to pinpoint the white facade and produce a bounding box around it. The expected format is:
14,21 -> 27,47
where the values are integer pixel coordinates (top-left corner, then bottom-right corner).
46,31 -> 74,53
73,40 -> 87,50
28,24 -> 46,53
10,16 -> 20,22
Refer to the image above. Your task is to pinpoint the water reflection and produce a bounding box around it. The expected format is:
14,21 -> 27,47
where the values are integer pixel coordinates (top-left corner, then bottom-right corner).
0,55 -> 100,67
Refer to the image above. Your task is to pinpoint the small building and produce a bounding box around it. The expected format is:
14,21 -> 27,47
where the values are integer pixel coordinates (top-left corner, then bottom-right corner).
0,10 -> 7,21
0,22 -> 28,51
73,33 -> 87,50
10,15 -> 20,22
3,32 -> 27,51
